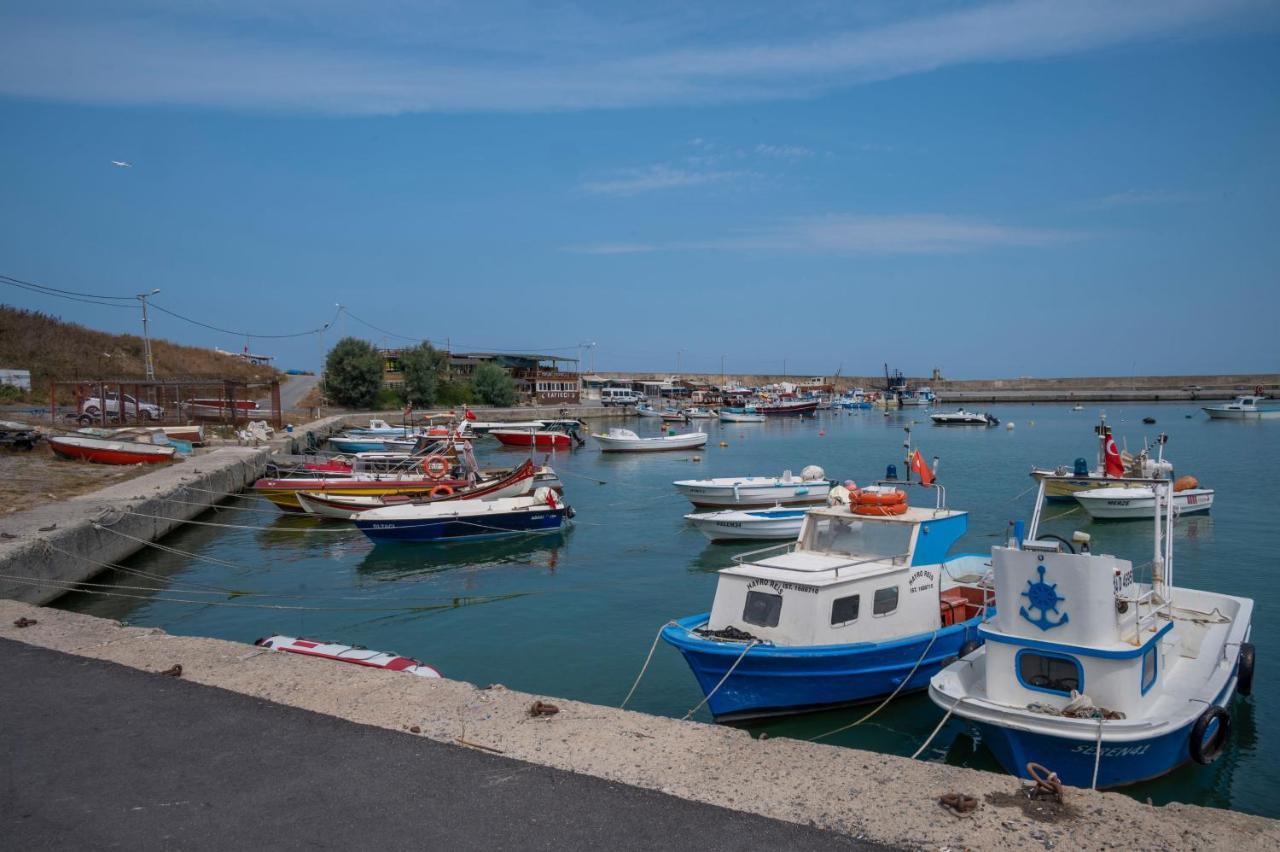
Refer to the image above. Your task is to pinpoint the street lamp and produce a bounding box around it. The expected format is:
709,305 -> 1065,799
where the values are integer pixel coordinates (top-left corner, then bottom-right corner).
137,289 -> 160,380
334,303 -> 346,340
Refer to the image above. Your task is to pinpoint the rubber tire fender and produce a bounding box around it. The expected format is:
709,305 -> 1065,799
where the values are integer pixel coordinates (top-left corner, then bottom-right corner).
1189,706 -> 1230,765
1237,642 -> 1255,697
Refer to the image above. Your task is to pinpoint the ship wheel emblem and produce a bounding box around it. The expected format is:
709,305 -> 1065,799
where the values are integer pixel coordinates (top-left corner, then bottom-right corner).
1019,565 -> 1069,631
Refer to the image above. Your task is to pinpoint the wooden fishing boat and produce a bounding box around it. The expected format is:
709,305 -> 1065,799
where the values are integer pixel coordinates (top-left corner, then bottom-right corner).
295,460 -> 538,519
48,434 -> 175,464
592,427 -> 708,453
491,421 -> 583,449
754,399 -> 819,416
252,472 -> 471,512
355,489 -> 572,543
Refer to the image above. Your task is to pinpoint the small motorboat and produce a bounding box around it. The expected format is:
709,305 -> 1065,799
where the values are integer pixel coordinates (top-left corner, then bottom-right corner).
719,409 -> 766,423
295,459 -> 539,519
635,403 -> 663,418
592,427 -> 708,453
1142,416 -> 1157,425
929,477 -> 1253,789
255,635 -> 442,678
345,418 -> 416,437
930,408 -> 998,426
1202,394 -> 1280,420
48,434 -> 176,464
1074,475 -> 1213,520
1030,416 -> 1172,501
327,435 -> 393,454
491,422 -> 584,449
674,466 -> 832,508
683,406 -> 716,420
660,409 -> 689,423
685,507 -> 810,542
753,398 -> 819,416
1072,404 -> 1085,411
354,488 -> 571,543
662,484 -> 992,720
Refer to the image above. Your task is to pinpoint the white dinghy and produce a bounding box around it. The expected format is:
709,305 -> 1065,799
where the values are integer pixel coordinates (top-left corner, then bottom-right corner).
1074,475 -> 1213,520
684,506 -> 810,541
592,427 -> 708,453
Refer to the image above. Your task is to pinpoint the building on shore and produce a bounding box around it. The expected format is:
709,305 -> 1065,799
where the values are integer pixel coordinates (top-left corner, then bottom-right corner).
379,349 -> 581,405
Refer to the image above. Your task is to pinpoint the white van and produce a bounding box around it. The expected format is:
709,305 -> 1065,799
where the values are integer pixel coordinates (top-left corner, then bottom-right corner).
601,388 -> 646,407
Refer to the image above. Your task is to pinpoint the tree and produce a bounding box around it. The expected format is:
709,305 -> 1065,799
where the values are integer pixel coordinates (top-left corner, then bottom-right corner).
400,342 -> 445,407
324,337 -> 382,408
472,362 -> 518,406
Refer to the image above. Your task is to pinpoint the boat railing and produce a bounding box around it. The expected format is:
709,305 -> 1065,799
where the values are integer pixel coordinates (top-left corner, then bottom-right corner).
731,541 -> 911,575
731,541 -> 796,565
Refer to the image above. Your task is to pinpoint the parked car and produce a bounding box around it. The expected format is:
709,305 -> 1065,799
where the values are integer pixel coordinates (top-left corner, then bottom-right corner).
80,392 -> 164,421
600,388 -> 647,407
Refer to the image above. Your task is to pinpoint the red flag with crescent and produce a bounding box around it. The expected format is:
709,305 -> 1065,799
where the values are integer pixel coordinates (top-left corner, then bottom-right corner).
911,449 -> 934,486
464,407 -> 477,421
1103,433 -> 1124,477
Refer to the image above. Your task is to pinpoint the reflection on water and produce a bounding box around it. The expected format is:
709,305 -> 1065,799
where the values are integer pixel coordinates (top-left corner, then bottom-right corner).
54,403 -> 1280,818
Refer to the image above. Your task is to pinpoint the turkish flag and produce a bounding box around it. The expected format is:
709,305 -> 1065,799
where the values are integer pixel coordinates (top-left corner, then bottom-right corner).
911,449 -> 935,486
1104,434 -> 1125,477
464,407 -> 477,421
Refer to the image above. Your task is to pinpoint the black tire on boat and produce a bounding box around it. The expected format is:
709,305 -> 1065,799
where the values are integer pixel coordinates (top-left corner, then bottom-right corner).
1189,706 -> 1230,765
958,639 -> 981,658
1237,642 -> 1255,696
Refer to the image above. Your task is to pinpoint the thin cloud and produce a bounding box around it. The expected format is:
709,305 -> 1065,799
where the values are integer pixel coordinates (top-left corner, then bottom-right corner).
0,1 -> 1271,113
1088,189 -> 1196,208
567,214 -> 1084,255
579,165 -> 746,196
755,144 -> 814,159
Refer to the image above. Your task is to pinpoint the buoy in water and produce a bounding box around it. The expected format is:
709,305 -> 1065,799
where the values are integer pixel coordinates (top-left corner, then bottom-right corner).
818,430 -> 826,437
719,441 -> 728,448
1006,422 -> 1015,430
692,455 -> 702,462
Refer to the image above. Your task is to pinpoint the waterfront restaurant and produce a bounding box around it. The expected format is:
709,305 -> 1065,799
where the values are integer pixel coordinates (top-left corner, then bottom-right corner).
379,349 -> 581,405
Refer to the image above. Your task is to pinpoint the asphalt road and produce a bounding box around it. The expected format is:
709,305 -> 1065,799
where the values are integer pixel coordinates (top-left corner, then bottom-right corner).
265,373 -> 320,413
1,639 -> 887,850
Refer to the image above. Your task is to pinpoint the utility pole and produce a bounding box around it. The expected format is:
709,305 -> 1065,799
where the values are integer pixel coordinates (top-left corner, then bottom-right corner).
334,303 -> 346,340
137,289 -> 160,380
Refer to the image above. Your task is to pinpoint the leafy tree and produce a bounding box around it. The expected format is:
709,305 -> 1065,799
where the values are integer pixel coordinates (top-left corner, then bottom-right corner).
437,380 -> 476,407
472,362 -> 518,406
400,342 -> 446,407
324,337 -> 383,408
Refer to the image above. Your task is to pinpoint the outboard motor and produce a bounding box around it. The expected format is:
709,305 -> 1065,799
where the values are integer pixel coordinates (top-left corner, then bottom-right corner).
986,413 -> 999,426
1073,457 -> 1089,476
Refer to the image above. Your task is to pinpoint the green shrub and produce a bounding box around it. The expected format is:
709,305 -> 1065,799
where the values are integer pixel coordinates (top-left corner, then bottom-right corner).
472,363 -> 518,407
437,380 -> 476,407
400,342 -> 446,407
374,387 -> 404,409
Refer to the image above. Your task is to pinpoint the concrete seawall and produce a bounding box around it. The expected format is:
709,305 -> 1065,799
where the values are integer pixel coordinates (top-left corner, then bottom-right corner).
0,447 -> 269,604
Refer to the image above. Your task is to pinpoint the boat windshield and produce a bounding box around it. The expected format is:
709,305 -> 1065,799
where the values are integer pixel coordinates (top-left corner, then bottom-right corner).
800,516 -> 913,561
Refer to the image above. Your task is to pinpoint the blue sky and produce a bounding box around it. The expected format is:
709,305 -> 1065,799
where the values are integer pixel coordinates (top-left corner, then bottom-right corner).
1,1 -> 1278,378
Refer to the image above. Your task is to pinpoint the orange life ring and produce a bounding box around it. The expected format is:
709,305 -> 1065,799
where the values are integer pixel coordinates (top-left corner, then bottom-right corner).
422,454 -> 449,480
854,502 -> 909,516
429,484 -> 454,498
854,489 -> 906,506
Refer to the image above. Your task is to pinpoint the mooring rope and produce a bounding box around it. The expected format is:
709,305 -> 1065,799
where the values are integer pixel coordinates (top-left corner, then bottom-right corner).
1091,716 -> 1105,790
811,630 -> 940,742
681,639 -> 759,721
912,695 -> 963,759
620,621 -> 678,709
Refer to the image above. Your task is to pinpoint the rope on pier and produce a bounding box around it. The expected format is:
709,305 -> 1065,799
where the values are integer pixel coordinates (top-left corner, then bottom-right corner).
682,639 -> 760,721
620,621 -> 678,709
811,629 -> 940,742
912,695 -> 962,760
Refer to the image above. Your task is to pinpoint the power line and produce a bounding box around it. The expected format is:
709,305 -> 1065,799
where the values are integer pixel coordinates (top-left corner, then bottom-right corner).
0,272 -> 134,301
0,276 -> 136,309
147,301 -> 340,339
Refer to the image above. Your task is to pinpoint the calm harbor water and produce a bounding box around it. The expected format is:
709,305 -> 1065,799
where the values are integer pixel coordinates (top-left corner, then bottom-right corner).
59,403 -> 1276,817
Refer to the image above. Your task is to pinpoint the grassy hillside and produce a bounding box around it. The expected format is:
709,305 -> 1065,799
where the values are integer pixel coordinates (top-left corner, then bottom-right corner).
0,305 -> 281,395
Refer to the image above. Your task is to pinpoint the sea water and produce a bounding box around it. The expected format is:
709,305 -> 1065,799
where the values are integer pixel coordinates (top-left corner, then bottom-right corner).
57,403 -> 1277,816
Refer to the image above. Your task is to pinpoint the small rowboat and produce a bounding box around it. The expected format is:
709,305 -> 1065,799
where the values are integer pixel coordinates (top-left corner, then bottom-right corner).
48,434 -> 176,465
255,635 -> 442,678
354,488 -> 572,543
295,460 -> 538,519
719,410 -> 766,423
685,507 -> 809,542
1073,485 -> 1214,520
592,427 -> 709,453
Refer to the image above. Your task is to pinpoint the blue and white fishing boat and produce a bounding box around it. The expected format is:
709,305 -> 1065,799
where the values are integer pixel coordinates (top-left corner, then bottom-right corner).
928,477 -> 1254,789
662,485 -> 993,720
327,435 -> 393,454
674,466 -> 833,509
354,488 -> 572,543
684,507 -> 810,542
345,418 -> 416,437
833,389 -> 872,410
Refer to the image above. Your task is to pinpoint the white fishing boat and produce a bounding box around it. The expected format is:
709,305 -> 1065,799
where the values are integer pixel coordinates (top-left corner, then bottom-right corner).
1074,476 -> 1213,520
684,507 -> 810,542
635,403 -> 663,418
1202,394 -> 1280,420
1072,404 -> 1085,412
929,476 -> 1254,789
683,406 -> 716,420
592,427 -> 708,453
930,408 -> 998,426
1030,417 -> 1173,501
674,466 -> 832,508
720,410 -> 766,423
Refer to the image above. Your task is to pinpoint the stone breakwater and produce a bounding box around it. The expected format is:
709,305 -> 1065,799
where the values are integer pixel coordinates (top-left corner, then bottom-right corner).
2,602 -> 1277,851
0,446 -> 269,605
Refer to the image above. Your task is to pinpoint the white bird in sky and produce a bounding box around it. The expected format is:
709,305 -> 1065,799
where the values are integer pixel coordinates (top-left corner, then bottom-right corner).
110,160 -> 133,168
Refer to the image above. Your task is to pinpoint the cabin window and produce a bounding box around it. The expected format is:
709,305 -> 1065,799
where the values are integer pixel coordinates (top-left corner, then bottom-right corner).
830,595 -> 860,626
742,591 -> 782,628
1016,650 -> 1083,696
1141,645 -> 1158,695
802,518 -> 912,562
872,586 -> 899,616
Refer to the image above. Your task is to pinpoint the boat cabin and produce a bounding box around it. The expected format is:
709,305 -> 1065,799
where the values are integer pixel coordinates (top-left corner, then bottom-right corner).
1217,395 -> 1274,412
704,504 -> 987,648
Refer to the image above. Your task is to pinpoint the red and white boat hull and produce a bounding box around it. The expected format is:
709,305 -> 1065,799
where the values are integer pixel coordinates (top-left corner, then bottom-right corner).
49,435 -> 176,464
491,430 -> 571,448
255,635 -> 441,678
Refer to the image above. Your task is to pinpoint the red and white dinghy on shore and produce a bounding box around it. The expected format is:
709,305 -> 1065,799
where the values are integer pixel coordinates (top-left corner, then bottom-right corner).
254,635 -> 442,678
48,434 -> 176,464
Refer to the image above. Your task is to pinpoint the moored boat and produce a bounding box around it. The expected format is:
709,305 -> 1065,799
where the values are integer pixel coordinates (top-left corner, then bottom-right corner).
592,427 -> 708,453
491,421 -> 583,449
1074,475 -> 1213,520
685,507 -> 809,542
354,488 -> 571,543
929,477 -> 1253,789
930,408 -> 998,426
719,409 -> 766,423
255,635 -> 442,678
674,466 -> 832,508
294,459 -> 539,519
49,434 -> 176,464
1030,417 -> 1172,501
662,485 -> 992,720
754,398 -> 819,416
1202,394 -> 1280,420
683,406 -> 716,420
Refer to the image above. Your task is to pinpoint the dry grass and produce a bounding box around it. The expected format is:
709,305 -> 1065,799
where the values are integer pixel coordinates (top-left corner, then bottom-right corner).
0,443 -> 156,513
0,306 -> 282,398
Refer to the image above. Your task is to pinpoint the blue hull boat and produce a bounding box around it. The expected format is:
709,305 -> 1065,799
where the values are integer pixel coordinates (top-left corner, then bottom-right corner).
663,612 -> 984,721
355,506 -> 569,543
328,436 -> 391,453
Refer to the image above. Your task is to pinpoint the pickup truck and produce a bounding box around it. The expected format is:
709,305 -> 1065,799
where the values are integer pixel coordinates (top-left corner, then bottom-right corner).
80,392 -> 164,422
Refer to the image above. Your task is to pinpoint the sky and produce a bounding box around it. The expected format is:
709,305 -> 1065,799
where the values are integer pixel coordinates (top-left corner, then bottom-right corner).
1,0 -> 1278,379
